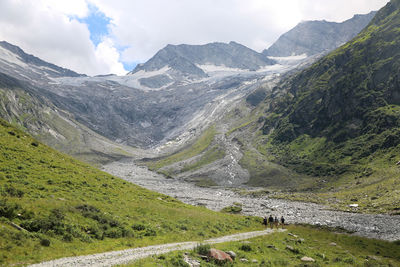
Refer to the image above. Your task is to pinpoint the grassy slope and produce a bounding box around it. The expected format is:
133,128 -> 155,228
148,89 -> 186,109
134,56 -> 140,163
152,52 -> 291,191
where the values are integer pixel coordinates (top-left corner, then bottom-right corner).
129,225 -> 400,266
0,119 -> 262,266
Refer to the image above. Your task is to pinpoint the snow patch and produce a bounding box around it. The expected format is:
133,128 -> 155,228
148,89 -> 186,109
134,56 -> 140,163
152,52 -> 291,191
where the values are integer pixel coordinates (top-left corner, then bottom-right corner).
48,128 -> 66,140
0,46 -> 27,67
39,65 -> 60,73
268,54 -> 308,65
127,66 -> 171,79
197,64 -> 244,73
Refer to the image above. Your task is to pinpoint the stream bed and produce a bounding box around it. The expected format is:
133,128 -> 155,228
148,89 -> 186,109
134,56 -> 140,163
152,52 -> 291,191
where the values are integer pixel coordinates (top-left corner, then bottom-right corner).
103,159 -> 400,241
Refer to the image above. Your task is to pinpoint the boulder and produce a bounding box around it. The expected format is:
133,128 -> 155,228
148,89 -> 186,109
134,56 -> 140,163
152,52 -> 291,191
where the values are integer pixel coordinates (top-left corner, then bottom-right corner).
208,248 -> 233,263
225,251 -> 236,259
286,245 -> 295,252
329,242 -> 337,246
301,256 -> 315,262
288,233 -> 298,238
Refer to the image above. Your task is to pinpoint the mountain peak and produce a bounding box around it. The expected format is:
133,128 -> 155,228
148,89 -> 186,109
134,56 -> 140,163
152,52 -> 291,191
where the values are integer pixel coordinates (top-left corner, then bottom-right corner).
263,11 -> 376,57
0,41 -> 83,78
129,41 -> 275,77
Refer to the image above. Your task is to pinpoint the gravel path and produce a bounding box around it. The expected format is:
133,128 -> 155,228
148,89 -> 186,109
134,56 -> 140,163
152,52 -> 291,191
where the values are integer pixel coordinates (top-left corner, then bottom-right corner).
103,159 -> 400,241
29,229 -> 284,267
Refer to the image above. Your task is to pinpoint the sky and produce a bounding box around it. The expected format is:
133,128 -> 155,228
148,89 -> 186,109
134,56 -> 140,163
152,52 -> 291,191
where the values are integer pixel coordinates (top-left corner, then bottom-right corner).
0,0 -> 390,76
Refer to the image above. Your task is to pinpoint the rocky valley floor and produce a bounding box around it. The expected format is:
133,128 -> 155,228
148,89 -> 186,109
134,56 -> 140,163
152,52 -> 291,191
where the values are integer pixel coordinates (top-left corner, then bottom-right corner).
103,159 -> 400,242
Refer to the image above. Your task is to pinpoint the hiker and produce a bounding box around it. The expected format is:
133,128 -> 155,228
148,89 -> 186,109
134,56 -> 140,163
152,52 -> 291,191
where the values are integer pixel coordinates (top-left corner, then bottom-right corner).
274,216 -> 279,228
263,216 -> 268,227
268,215 -> 274,228
280,216 -> 285,228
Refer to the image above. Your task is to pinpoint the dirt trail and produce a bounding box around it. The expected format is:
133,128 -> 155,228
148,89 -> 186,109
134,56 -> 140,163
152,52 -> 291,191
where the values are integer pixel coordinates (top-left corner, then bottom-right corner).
29,229 -> 284,267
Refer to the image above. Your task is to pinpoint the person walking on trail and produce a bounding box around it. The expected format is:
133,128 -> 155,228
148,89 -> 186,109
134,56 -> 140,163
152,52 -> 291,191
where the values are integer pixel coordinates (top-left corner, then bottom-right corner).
268,215 -> 274,228
274,216 -> 279,228
280,216 -> 285,228
263,216 -> 268,227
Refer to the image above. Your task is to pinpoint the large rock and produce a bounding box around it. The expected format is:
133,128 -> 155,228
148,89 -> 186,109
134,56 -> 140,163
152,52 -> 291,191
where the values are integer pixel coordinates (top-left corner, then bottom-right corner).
301,256 -> 315,262
208,248 -> 233,263
225,251 -> 237,259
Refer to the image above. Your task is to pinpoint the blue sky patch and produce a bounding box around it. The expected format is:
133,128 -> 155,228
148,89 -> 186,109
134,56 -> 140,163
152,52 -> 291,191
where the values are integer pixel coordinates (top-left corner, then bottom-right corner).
77,3 -> 111,46
72,3 -> 137,73
122,61 -> 138,71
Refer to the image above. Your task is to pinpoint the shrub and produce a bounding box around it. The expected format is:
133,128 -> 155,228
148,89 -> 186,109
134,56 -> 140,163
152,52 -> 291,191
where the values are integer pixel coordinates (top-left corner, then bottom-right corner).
144,228 -> 157,236
105,227 -> 124,238
195,243 -> 211,255
62,233 -> 73,242
3,185 -> 24,198
40,239 -> 51,247
221,203 -> 242,214
132,223 -> 146,231
0,199 -> 21,219
239,244 -> 252,252
31,142 -> 39,147
168,254 -> 189,267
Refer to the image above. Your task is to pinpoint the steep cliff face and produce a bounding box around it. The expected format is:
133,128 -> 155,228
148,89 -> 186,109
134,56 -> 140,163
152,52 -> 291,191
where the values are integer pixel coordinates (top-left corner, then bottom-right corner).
263,11 -> 376,57
261,0 -> 400,176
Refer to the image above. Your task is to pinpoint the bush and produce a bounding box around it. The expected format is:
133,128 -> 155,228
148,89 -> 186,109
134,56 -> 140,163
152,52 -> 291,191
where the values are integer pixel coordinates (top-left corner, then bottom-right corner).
144,228 -> 157,236
40,239 -> 51,247
239,244 -> 252,252
86,224 -> 103,240
31,142 -> 39,147
62,233 -> 73,242
168,254 -> 189,267
0,199 -> 21,219
104,227 -> 124,238
132,223 -> 146,231
21,208 -> 66,234
3,185 -> 24,198
221,203 -> 242,214
195,243 -> 211,255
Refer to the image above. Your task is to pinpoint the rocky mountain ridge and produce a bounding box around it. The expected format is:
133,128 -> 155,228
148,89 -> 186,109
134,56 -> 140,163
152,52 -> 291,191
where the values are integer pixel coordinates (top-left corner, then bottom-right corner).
130,41 -> 275,81
263,11 -> 376,57
0,39 -> 305,151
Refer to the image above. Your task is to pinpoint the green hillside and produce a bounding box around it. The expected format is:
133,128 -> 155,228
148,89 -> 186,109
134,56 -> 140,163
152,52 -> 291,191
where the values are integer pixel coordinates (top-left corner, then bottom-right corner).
0,119 -> 261,266
249,0 -> 400,212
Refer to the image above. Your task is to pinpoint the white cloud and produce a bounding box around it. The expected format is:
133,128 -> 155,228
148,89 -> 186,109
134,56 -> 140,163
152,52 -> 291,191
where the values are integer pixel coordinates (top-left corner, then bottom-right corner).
93,0 -> 389,66
0,0 -> 390,75
95,38 -> 127,75
0,0 -> 126,76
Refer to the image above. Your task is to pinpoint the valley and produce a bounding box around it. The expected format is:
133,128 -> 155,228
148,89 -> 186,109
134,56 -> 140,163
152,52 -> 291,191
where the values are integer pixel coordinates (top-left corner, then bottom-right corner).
1,1 -> 400,266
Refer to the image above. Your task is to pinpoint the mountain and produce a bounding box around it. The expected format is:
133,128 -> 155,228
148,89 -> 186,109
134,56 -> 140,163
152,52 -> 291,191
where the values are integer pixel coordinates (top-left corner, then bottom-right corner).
263,0 -> 400,165
130,41 -> 275,81
0,42 -> 136,164
0,41 -> 83,79
263,11 -> 376,57
0,39 -> 295,149
246,0 -> 400,211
